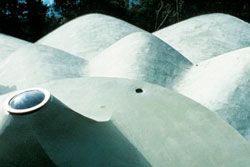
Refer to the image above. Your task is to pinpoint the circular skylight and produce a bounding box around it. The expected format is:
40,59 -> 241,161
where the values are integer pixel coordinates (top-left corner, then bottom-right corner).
5,88 -> 50,114
9,90 -> 45,109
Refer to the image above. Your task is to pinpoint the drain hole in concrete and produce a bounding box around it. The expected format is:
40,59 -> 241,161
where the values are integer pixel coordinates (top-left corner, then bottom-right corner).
135,88 -> 143,93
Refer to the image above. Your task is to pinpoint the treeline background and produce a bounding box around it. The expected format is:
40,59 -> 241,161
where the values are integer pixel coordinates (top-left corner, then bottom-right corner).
0,0 -> 249,42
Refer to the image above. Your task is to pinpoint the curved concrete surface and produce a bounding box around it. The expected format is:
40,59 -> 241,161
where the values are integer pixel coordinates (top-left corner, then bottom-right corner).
0,85 -> 16,95
31,77 -> 250,167
0,34 -> 29,63
0,44 -> 86,88
174,47 -> 250,140
154,13 -> 250,63
0,13 -> 249,166
0,90 -> 148,166
37,14 -> 143,60
87,32 -> 192,87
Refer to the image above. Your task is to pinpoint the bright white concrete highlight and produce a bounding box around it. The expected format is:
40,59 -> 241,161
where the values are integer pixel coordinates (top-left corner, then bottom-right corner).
37,14 -> 143,60
154,13 -> 250,63
174,47 -> 250,140
87,32 -> 192,87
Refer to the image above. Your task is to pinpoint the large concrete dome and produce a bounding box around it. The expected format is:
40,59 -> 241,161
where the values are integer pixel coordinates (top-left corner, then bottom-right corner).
37,14 -> 143,60
38,77 -> 250,167
87,32 -> 192,87
0,78 -> 249,166
0,44 -> 86,89
174,47 -> 250,140
154,13 -> 250,63
0,87 -> 148,166
0,34 -> 29,63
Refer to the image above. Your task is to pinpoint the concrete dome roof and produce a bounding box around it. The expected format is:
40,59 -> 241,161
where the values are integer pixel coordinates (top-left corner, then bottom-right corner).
37,14 -> 143,60
0,12 -> 250,166
0,77 -> 249,166
0,34 -> 29,63
0,44 -> 86,89
174,47 -> 250,140
154,13 -> 250,63
87,32 -> 192,87
0,86 -> 148,166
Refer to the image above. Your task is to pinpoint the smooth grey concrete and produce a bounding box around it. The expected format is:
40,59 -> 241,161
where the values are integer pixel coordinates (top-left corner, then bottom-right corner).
174,47 -> 250,141
154,13 -> 250,63
0,85 -> 16,95
0,34 -> 29,63
0,109 -> 56,167
87,32 -> 192,87
37,14 -> 143,60
35,77 -> 250,167
0,44 -> 86,89
0,92 -> 149,167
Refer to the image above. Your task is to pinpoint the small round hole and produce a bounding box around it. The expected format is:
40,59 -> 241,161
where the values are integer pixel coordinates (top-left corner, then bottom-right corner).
135,88 -> 143,93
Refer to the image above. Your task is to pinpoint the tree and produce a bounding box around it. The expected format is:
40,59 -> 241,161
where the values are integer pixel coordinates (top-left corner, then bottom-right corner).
53,0 -> 129,23
0,0 -> 49,41
129,0 -> 181,31
25,0 -> 48,41
0,0 -> 21,37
